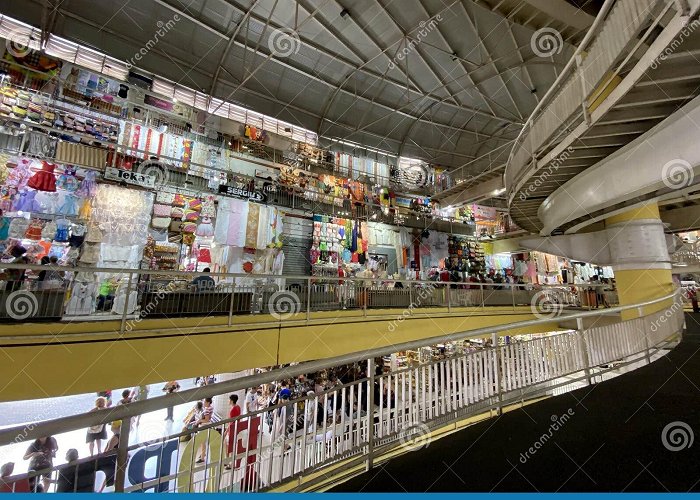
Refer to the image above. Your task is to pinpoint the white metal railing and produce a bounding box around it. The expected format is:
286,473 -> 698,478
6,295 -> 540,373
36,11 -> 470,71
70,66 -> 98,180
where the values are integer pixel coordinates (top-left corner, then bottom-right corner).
0,263 -> 617,327
0,291 -> 683,492
505,0 -> 668,196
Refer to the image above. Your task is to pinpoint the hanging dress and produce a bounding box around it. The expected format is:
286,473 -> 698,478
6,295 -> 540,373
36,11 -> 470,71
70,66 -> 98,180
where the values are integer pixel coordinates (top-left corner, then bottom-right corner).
27,161 -> 57,192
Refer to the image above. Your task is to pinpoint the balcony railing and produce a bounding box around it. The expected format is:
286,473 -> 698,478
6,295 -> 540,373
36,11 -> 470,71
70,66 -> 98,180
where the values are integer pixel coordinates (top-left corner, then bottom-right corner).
0,290 -> 683,492
0,263 -> 618,327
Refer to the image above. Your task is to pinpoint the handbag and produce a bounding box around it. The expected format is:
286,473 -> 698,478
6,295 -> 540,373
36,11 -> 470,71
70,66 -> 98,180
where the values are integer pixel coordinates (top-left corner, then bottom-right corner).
187,198 -> 202,212
156,191 -> 175,204
171,207 -> 184,220
172,193 -> 185,207
152,217 -> 171,229
183,209 -> 199,222
181,222 -> 196,233
169,221 -> 183,232
153,204 -> 171,216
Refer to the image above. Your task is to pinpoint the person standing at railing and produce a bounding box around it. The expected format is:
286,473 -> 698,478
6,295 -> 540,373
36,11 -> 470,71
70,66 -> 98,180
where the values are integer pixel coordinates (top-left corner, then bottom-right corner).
3,246 -> 28,292
162,380 -> 181,421
192,268 -> 216,292
223,394 -> 241,470
86,397 -> 108,456
23,435 -> 58,492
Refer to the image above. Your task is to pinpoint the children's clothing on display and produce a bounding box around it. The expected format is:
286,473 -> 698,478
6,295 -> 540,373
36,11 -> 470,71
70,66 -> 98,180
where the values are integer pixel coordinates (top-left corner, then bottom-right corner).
57,193 -> 80,216
54,218 -> 71,242
0,216 -> 9,241
76,170 -> 97,198
27,161 -> 57,192
56,167 -> 80,192
24,220 -> 43,240
12,190 -> 35,212
196,216 -> 214,237
5,158 -> 33,190
34,191 -> 59,214
65,281 -> 96,316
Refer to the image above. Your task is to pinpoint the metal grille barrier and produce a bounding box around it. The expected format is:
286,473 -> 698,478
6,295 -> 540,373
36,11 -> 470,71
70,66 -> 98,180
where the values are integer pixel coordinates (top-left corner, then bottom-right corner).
0,263 -> 617,326
0,291 -> 683,492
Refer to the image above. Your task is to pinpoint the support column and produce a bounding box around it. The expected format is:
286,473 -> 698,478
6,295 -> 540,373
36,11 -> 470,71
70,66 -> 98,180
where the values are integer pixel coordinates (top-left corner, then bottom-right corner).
605,203 -> 674,320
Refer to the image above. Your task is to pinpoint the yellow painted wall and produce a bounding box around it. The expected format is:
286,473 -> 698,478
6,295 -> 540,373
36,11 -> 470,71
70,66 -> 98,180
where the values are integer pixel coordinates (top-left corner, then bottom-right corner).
0,307 -> 555,401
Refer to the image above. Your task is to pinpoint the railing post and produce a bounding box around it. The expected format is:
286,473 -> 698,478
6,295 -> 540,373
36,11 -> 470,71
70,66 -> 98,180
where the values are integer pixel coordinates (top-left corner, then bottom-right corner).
576,317 -> 592,385
639,306 -> 651,364
492,332 -> 502,415
306,278 -> 311,323
575,53 -> 591,125
511,284 -> 516,312
119,273 -> 134,334
227,278 -> 236,327
480,283 -> 485,309
114,417 -> 131,492
446,284 -> 451,313
408,280 -> 413,308
366,357 -> 375,471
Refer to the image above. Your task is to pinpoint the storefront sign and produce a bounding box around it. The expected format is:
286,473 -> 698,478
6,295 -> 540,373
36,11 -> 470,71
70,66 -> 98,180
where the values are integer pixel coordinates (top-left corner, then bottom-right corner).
218,184 -> 267,203
104,166 -> 156,188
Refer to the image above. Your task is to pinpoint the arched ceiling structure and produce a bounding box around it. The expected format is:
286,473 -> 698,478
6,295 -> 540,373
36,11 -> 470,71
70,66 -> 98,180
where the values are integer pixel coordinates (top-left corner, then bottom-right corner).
1,0 -> 599,174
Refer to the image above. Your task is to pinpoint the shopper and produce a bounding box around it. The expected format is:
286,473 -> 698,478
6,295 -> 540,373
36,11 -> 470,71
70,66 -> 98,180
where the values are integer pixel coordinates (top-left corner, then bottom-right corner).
131,384 -> 149,426
4,246 -> 28,292
86,397 -> 108,456
192,268 -> 215,292
245,387 -> 260,414
162,380 -> 181,421
117,389 -> 132,405
23,435 -> 58,492
224,394 -> 242,469
195,398 -> 220,463
98,421 -> 122,492
0,462 -> 29,493
56,449 -> 95,493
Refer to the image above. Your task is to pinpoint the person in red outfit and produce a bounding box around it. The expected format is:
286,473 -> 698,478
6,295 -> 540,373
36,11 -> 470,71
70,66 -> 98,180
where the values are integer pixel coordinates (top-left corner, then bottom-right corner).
224,394 -> 242,470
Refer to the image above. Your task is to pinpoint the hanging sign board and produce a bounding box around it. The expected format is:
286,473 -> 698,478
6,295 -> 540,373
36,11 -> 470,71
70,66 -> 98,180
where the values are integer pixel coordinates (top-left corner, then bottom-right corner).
218,184 -> 267,203
104,166 -> 156,188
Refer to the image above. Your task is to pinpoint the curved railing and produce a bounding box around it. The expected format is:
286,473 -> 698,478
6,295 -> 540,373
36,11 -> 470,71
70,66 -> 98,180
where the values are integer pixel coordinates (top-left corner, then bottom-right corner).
505,0 -> 668,199
0,290 -> 683,492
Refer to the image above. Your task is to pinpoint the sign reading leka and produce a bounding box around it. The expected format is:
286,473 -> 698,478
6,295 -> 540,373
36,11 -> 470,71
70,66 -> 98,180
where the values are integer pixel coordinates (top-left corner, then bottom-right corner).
218,184 -> 267,203
104,166 -> 156,189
